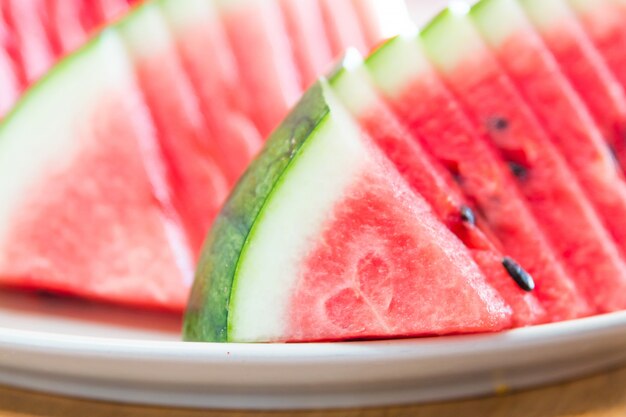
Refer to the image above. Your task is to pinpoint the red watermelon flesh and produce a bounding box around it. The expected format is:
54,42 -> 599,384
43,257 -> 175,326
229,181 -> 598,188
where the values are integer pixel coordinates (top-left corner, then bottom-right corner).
332,69 -> 545,325
45,0 -> 90,55
2,95 -> 192,310
570,0 -> 626,93
218,0 -> 302,137
160,0 -> 262,184
0,35 -> 194,310
279,0 -> 333,89
2,0 -> 55,84
425,37 -> 620,319
288,164 -> 512,341
522,1 -> 626,175
318,0 -> 369,56
0,46 -> 20,116
118,5 -> 230,256
474,9 -> 626,268
353,0 -> 387,47
368,40 -> 586,320
95,0 -> 134,22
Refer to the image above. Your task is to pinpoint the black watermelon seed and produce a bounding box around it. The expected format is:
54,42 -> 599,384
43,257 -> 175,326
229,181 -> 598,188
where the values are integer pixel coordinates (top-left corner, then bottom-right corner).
488,116 -> 510,132
460,205 -> 476,225
502,257 -> 535,292
607,143 -> 620,167
508,161 -> 528,180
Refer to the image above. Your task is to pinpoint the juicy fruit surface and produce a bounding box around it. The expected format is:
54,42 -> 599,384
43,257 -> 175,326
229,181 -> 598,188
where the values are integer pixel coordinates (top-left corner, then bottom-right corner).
331,66 -> 545,326
523,0 -> 626,174
468,0 -> 626,311
288,167 -> 510,341
473,1 -> 626,263
366,39 -> 582,322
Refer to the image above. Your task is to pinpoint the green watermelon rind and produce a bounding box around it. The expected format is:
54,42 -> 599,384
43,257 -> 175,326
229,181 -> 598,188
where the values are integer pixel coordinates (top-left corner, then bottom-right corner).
182,84 -> 329,342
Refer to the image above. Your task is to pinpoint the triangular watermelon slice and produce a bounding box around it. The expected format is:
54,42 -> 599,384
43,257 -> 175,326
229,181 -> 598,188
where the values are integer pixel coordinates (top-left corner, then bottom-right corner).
521,0 -> 626,174
418,7 -> 624,317
330,54 -> 545,326
471,0 -> 626,266
364,35 -> 589,320
0,30 -> 194,310
183,82 -> 512,342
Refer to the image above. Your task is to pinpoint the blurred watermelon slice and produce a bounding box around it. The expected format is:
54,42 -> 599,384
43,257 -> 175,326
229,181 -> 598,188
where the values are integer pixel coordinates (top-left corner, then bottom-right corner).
0,31 -> 194,310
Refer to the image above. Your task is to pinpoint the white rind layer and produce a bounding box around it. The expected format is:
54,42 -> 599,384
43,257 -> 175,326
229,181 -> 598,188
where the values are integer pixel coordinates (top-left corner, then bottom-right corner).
470,0 -> 530,47
117,3 -> 174,59
0,32 -> 137,266
159,0 -> 219,28
331,51 -> 381,116
521,0 -> 574,30
420,8 -> 486,73
366,35 -> 430,99
228,87 -> 372,342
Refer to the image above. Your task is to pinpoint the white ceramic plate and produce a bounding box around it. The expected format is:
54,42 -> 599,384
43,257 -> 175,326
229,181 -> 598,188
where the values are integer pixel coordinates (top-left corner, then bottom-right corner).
1,290 -> 626,410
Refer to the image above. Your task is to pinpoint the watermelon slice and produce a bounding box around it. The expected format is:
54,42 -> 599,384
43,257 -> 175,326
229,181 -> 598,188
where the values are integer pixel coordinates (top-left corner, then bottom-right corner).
160,0 -> 262,184
183,82 -> 512,342
0,30 -> 194,310
330,54 -> 545,326
365,35 -> 589,320
216,0 -> 302,137
419,8 -> 622,317
471,0 -> 626,265
521,0 -> 626,174
279,0 -> 333,88
117,3 -> 230,255
568,0 -> 626,92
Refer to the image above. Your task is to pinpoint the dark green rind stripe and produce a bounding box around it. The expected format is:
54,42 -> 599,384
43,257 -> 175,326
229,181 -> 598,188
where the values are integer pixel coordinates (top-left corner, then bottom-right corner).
182,83 -> 329,342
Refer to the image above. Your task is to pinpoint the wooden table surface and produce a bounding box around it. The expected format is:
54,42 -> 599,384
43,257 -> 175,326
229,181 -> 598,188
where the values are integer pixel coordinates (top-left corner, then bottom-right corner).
2,365 -> 626,417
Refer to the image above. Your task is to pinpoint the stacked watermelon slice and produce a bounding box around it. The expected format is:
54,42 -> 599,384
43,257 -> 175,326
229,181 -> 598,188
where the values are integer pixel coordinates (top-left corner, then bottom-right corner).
183,0 -> 626,342
4,0 -> 626,343
0,0 -> 401,311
